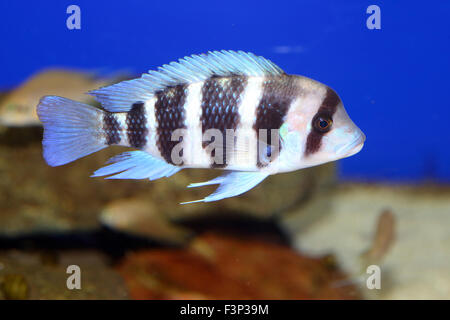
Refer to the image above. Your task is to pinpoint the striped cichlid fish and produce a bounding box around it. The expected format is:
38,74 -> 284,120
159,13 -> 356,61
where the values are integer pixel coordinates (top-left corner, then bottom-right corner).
37,50 -> 365,203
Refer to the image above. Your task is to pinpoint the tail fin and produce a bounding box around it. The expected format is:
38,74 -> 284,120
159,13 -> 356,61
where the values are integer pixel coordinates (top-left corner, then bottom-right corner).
37,96 -> 106,166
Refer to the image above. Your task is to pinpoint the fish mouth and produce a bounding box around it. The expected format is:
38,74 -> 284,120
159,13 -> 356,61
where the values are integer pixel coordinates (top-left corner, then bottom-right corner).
337,133 -> 366,157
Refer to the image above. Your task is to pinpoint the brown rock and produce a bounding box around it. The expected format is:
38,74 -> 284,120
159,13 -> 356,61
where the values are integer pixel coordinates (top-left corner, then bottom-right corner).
117,233 -> 360,299
0,69 -> 114,126
0,69 -> 337,243
0,250 -> 129,300
1,274 -> 29,300
0,124 -> 335,242
100,198 -> 193,245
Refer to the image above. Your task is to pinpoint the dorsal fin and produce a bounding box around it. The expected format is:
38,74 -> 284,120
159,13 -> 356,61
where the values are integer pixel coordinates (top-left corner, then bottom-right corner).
88,50 -> 285,112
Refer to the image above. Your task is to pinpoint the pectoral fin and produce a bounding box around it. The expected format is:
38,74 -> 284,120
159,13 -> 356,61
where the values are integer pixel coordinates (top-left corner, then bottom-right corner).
92,151 -> 181,180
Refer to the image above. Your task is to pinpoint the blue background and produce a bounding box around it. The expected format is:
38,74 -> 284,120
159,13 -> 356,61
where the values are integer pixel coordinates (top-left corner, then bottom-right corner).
0,0 -> 449,182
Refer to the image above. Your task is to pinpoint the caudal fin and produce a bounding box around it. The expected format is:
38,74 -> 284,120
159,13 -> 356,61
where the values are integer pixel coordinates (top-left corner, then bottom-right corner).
37,96 -> 106,166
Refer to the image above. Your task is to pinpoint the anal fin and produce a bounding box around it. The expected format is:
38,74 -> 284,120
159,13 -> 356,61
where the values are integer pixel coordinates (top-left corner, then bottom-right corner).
181,171 -> 269,204
92,151 -> 181,180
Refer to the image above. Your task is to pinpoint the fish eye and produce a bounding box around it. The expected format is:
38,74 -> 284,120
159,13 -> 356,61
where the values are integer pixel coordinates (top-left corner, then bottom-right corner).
313,114 -> 333,133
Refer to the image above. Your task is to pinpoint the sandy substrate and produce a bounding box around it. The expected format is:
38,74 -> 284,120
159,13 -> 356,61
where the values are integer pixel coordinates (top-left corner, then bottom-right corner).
292,183 -> 450,300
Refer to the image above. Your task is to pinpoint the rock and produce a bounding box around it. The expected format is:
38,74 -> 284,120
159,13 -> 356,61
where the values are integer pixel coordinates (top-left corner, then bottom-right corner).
0,250 -> 129,299
0,69 -> 115,127
0,70 -> 336,241
0,123 -> 336,241
1,274 -> 29,300
100,198 -> 194,245
117,232 -> 360,299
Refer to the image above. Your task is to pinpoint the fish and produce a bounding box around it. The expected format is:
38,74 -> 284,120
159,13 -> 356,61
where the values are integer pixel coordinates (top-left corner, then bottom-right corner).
0,69 -> 113,127
37,50 -> 365,203
360,209 -> 396,267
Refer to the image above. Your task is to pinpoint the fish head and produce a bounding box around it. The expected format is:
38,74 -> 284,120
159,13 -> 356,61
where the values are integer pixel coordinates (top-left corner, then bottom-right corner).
313,97 -> 366,161
282,79 -> 365,170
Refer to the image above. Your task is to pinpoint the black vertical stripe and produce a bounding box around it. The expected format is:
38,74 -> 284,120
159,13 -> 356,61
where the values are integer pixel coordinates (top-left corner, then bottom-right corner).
126,102 -> 148,149
103,113 -> 121,145
201,76 -> 247,168
155,85 -> 187,165
304,87 -> 340,156
253,75 -> 298,167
